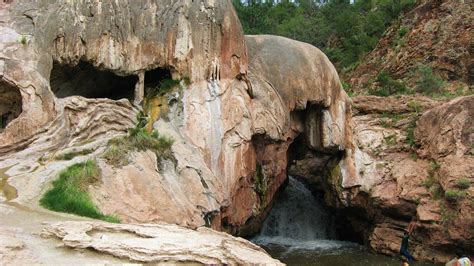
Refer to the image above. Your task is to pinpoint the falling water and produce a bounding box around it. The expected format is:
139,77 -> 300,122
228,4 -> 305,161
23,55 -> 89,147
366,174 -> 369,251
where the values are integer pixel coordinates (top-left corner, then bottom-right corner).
252,177 -> 440,265
253,176 -> 356,252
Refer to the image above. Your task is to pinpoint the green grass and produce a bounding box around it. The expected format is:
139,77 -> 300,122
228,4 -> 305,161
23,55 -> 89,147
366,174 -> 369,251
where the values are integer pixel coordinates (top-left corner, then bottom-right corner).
103,116 -> 174,168
380,113 -> 404,128
55,149 -> 94,161
430,87 -> 465,99
40,161 -> 120,223
456,178 -> 470,190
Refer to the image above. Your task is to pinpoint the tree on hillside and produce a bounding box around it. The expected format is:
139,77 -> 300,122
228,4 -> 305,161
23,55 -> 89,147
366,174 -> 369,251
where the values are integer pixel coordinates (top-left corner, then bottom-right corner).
233,0 -> 417,70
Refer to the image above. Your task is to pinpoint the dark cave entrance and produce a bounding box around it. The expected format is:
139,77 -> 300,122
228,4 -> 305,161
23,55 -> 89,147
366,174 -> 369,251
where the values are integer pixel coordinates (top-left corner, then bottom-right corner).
144,68 -> 176,98
0,80 -> 22,133
50,62 -> 138,101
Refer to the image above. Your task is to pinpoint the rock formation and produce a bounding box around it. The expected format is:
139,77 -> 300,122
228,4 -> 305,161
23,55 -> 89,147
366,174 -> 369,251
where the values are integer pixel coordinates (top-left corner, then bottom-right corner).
41,221 -> 283,265
0,0 -> 350,250
346,0 -> 473,94
2,0 -> 469,264
318,95 -> 473,263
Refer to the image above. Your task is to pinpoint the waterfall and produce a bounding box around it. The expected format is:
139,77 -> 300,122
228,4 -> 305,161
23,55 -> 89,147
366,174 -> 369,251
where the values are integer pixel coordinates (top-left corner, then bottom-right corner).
253,176 -> 357,252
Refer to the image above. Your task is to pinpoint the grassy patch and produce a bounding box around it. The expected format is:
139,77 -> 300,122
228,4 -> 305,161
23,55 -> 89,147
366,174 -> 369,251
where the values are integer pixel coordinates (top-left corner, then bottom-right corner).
40,160 -> 120,223
430,87 -> 465,99
55,149 -> 94,161
103,114 -> 174,168
455,178 -> 470,190
380,113 -> 404,128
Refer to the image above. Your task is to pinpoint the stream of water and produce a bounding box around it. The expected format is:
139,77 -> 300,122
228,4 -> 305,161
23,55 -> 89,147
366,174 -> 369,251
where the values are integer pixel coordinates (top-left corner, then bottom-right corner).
252,177 -> 438,266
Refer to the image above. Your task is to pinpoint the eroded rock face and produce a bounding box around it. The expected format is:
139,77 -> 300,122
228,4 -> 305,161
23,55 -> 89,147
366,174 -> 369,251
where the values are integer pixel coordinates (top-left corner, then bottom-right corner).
0,0 -> 351,242
41,221 -> 283,265
329,95 -> 473,262
0,0 -> 247,150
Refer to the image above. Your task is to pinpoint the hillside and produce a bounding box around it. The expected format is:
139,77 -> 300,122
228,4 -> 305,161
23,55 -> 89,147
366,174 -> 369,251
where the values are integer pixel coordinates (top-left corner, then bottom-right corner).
345,0 -> 473,96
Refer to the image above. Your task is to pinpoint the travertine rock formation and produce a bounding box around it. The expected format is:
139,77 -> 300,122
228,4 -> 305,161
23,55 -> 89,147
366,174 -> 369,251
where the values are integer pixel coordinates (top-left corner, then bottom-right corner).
0,0 -> 350,240
42,221 -> 283,265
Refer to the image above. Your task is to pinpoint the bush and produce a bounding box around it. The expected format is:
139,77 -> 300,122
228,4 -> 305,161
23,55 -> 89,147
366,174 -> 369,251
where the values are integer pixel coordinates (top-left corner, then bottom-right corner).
369,71 -> 407,96
405,116 -> 417,147
146,78 -> 179,98
40,160 -> 120,223
445,189 -> 465,203
415,65 -> 444,94
398,27 -> 409,37
456,178 -> 470,189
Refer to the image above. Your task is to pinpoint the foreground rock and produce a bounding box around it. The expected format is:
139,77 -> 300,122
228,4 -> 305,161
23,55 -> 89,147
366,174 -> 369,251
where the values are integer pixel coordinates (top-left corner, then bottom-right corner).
321,95 -> 473,263
42,221 -> 283,265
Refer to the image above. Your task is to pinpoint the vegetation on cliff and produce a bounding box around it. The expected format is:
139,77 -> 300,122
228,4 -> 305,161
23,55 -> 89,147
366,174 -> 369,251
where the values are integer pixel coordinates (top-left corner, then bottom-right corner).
103,113 -> 174,167
40,160 -> 120,223
233,0 -> 416,70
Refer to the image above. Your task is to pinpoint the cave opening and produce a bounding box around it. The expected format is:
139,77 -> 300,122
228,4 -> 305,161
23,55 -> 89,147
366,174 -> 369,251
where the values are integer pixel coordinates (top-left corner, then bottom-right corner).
144,68 -> 176,98
0,80 -> 22,133
50,61 -> 138,101
252,107 -> 365,263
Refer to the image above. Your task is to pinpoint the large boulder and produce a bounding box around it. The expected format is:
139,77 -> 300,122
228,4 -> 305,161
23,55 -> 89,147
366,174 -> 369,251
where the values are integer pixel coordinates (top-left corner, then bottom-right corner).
41,221 -> 283,265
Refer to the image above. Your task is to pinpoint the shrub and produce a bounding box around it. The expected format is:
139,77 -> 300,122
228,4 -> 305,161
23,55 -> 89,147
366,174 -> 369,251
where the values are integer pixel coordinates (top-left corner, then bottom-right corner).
40,160 -> 120,223
445,189 -> 465,203
398,27 -> 409,37
429,184 -> 443,200
369,71 -> 406,96
407,100 -> 422,114
415,65 -> 444,94
456,178 -> 470,189
18,35 -> 27,45
393,26 -> 409,47
422,175 -> 435,189
405,116 -> 417,147
146,78 -> 179,98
